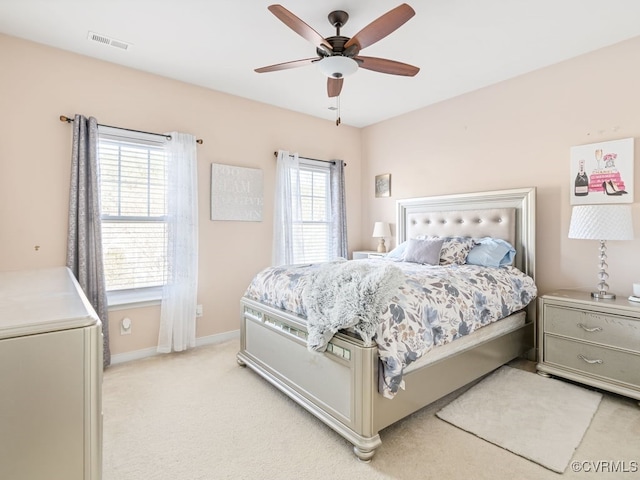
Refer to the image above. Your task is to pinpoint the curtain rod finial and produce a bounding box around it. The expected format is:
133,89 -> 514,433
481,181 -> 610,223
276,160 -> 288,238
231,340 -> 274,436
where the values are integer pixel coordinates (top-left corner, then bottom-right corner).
60,115 -> 71,123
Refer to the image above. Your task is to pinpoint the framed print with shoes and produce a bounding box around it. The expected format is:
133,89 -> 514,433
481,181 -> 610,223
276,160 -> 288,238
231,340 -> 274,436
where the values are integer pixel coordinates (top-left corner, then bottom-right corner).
570,138 -> 634,205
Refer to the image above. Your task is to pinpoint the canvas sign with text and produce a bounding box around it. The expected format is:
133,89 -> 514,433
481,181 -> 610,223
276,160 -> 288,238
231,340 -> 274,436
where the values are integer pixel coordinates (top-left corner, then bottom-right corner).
211,163 -> 263,221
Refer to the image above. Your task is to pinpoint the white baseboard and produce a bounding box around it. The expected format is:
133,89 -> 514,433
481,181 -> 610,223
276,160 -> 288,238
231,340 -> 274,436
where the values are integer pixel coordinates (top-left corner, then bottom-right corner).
110,330 -> 240,365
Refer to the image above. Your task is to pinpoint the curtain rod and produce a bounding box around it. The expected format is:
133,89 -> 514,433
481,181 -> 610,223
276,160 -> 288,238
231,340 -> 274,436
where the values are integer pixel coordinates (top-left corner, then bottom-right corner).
273,151 -> 346,167
59,115 -> 203,144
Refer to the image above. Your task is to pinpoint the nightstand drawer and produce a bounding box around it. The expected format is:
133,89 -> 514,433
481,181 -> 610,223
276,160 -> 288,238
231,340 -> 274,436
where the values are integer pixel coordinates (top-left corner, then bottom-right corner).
543,305 -> 640,353
545,336 -> 640,387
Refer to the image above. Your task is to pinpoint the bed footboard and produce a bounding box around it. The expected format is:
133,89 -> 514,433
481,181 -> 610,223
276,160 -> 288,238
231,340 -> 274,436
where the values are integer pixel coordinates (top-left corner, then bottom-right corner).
237,297 -> 382,461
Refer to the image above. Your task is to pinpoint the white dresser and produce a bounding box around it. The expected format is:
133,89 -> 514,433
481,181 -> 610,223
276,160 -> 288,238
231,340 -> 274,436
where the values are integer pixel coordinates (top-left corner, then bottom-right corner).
0,267 -> 103,480
537,289 -> 640,403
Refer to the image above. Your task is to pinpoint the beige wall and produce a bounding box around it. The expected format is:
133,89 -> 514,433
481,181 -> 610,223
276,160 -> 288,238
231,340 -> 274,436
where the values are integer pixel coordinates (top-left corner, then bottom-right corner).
361,36 -> 640,297
2,32 -> 639,358
0,34 -> 362,356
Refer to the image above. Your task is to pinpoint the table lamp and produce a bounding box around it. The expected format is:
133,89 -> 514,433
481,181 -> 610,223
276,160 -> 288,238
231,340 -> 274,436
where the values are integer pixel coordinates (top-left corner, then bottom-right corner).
372,221 -> 391,253
568,204 -> 634,299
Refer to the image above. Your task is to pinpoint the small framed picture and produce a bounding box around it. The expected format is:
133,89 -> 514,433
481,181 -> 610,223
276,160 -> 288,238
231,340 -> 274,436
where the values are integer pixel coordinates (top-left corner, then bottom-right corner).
375,173 -> 391,198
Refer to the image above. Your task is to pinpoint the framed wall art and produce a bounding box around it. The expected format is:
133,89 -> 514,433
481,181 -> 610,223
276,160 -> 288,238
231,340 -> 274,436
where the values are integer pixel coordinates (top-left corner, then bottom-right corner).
570,138 -> 634,204
375,173 -> 391,198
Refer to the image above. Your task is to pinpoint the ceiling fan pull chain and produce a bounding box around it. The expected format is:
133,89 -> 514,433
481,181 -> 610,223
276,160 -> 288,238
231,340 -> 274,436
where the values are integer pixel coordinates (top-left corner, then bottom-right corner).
336,95 -> 341,126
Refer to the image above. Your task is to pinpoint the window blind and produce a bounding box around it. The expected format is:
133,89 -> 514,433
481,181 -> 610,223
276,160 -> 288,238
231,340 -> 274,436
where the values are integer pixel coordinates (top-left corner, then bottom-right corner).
291,162 -> 331,263
98,129 -> 168,291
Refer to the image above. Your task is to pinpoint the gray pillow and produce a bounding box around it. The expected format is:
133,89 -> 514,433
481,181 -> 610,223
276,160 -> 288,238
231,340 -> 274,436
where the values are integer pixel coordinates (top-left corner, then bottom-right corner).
403,238 -> 444,265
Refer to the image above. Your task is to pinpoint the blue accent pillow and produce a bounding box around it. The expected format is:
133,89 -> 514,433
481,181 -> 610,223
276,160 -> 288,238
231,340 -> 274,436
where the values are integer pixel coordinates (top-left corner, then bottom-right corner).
466,237 -> 516,267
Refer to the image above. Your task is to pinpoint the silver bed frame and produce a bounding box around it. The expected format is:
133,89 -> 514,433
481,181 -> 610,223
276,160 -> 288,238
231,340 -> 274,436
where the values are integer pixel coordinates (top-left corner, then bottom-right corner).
237,187 -> 536,461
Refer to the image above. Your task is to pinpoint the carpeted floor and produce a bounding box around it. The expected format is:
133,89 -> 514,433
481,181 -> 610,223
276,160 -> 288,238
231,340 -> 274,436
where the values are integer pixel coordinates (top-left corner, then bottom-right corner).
102,340 -> 640,480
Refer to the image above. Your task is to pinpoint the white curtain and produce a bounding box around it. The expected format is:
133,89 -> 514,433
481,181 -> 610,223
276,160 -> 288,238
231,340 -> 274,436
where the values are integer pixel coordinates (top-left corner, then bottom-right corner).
157,132 -> 199,353
272,150 -> 303,266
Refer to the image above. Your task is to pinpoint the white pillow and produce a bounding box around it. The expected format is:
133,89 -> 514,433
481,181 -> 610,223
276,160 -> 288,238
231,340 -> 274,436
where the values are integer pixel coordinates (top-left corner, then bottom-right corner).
385,241 -> 408,261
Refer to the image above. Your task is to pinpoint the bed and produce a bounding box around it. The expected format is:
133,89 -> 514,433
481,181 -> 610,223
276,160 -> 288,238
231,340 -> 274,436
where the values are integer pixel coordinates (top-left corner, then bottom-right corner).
237,187 -> 537,461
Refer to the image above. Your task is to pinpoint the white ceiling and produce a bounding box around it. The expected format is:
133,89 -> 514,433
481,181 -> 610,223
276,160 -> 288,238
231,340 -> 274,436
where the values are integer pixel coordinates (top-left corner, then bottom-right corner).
2,0 -> 640,127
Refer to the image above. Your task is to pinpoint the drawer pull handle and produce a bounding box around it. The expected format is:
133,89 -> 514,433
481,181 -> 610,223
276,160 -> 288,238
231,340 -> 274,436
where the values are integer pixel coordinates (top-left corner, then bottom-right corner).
577,323 -> 602,333
578,354 -> 603,365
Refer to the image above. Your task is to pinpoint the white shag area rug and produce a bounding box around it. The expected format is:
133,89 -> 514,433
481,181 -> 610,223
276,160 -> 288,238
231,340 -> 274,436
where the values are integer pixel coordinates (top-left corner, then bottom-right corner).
436,366 -> 602,473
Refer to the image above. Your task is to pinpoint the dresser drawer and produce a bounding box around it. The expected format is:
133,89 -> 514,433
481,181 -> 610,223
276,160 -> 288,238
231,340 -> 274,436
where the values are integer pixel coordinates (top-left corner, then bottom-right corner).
544,335 -> 640,387
543,305 -> 640,353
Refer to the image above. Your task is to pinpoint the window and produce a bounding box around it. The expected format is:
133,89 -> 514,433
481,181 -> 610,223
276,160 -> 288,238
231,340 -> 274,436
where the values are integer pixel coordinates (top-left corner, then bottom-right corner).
98,127 -> 168,296
273,152 -> 346,267
291,160 -> 331,263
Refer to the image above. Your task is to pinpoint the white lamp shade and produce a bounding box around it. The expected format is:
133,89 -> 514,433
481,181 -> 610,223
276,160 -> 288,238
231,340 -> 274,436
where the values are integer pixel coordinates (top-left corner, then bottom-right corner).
316,56 -> 358,79
372,221 -> 391,238
568,205 -> 634,240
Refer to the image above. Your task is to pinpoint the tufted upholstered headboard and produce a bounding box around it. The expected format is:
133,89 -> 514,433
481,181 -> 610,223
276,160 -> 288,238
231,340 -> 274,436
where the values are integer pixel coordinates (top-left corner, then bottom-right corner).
396,188 -> 536,278
404,208 -> 516,245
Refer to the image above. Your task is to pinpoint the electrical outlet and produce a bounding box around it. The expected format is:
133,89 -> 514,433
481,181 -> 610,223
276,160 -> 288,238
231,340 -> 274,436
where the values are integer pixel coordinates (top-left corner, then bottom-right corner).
120,317 -> 132,335
196,304 -> 203,317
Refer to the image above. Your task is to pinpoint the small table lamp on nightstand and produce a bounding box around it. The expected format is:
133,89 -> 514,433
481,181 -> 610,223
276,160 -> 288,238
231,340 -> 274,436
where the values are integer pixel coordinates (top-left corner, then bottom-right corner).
372,221 -> 391,253
568,204 -> 634,299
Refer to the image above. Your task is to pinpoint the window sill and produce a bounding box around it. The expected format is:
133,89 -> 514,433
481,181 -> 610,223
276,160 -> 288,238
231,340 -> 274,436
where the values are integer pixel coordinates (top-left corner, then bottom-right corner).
107,286 -> 163,311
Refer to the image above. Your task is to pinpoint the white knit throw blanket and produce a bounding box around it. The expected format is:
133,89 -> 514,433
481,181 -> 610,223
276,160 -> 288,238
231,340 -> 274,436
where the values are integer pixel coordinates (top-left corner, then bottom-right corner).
302,260 -> 405,352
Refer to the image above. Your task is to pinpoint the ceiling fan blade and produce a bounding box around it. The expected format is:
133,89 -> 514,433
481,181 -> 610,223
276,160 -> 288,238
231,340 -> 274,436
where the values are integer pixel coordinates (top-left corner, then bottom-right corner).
327,77 -> 343,97
344,3 -> 415,52
255,57 -> 319,73
355,56 -> 419,76
268,4 -> 332,51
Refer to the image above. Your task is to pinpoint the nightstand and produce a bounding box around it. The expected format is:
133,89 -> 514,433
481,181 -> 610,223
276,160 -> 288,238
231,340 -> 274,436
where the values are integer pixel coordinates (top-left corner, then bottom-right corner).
537,290 -> 640,404
352,250 -> 386,260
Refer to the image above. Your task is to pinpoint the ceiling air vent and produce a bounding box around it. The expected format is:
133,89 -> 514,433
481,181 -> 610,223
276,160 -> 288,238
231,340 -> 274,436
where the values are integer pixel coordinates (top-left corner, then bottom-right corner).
87,31 -> 131,50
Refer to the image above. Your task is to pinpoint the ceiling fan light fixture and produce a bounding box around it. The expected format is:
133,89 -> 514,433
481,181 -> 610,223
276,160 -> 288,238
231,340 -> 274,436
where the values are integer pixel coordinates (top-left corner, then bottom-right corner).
316,56 -> 358,79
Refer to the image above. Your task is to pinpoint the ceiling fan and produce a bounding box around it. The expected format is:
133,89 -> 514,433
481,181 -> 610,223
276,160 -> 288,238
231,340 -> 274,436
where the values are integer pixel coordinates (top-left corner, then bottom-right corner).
255,3 -> 420,100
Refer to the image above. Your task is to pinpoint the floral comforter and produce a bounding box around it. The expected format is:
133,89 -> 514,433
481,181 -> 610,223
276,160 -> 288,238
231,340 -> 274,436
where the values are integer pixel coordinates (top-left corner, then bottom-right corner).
244,260 -> 537,398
